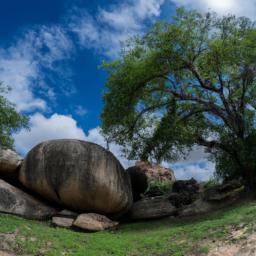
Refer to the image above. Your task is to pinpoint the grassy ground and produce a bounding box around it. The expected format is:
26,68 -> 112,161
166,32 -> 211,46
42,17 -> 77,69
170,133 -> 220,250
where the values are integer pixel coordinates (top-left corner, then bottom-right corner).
0,200 -> 256,256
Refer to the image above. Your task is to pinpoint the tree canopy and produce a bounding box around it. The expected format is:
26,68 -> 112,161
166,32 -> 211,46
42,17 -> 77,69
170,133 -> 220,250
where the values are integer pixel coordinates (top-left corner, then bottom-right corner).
0,83 -> 29,149
101,8 -> 256,185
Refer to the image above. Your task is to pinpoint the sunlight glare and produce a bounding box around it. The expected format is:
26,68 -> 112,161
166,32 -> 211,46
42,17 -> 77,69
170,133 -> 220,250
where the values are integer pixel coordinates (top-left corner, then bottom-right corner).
207,0 -> 234,12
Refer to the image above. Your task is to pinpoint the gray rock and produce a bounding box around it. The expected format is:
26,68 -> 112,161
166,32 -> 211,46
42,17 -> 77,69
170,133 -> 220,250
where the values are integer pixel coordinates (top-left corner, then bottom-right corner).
204,180 -> 244,202
19,139 -> 132,216
52,217 -> 74,228
0,179 -> 56,219
0,149 -> 22,178
73,213 -> 119,231
178,198 -> 213,217
130,196 -> 176,220
179,181 -> 244,217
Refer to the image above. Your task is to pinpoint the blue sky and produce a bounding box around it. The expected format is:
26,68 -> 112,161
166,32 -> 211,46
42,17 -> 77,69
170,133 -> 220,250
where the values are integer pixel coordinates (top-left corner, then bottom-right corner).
1,0 -> 255,180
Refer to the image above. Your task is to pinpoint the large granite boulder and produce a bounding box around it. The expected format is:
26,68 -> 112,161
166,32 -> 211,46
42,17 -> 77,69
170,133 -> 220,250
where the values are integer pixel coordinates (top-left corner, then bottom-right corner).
127,161 -> 176,201
19,140 -> 132,216
129,196 -> 176,220
0,149 -> 22,178
0,179 -> 56,219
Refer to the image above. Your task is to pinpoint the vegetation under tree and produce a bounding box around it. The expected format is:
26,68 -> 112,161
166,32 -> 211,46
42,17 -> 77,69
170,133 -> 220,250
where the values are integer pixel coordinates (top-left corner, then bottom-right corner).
101,9 -> 256,187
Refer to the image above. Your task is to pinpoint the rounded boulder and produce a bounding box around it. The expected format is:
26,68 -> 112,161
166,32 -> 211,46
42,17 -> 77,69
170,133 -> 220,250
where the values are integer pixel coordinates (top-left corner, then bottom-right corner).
19,140 -> 132,216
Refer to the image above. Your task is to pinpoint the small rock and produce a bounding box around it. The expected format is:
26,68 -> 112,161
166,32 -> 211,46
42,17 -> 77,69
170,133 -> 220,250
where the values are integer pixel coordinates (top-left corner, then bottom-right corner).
73,213 -> 119,232
0,149 -> 22,178
52,217 -> 74,228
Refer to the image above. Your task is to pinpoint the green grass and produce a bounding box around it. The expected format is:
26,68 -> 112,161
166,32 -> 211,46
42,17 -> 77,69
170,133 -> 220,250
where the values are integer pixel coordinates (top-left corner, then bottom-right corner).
1,200 -> 256,256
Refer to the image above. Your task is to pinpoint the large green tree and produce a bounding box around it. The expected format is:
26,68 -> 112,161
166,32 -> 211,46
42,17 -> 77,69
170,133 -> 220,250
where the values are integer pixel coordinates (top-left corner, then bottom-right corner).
0,83 -> 29,149
101,8 -> 256,186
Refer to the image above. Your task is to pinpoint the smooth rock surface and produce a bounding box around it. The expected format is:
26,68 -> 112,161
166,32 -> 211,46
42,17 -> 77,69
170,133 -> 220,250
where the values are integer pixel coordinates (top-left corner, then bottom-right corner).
19,139 -> 132,215
0,149 -> 22,178
73,213 -> 119,231
130,196 -> 176,220
52,217 -> 74,228
0,179 -> 56,219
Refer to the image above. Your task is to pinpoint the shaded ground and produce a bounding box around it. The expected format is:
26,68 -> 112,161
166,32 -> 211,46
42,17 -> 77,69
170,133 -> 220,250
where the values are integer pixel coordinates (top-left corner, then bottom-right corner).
0,201 -> 256,256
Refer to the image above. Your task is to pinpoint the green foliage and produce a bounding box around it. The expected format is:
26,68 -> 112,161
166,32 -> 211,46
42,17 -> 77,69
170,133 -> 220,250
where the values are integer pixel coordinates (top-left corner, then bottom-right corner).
145,180 -> 174,195
202,177 -> 221,190
0,83 -> 29,148
1,201 -> 256,255
101,8 -> 256,183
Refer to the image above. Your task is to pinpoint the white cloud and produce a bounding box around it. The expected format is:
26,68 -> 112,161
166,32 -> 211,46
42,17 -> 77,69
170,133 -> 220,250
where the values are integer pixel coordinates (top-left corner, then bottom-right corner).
69,0 -> 164,57
14,113 -> 86,155
0,26 -> 73,112
171,0 -> 256,19
74,105 -> 88,116
170,161 -> 215,181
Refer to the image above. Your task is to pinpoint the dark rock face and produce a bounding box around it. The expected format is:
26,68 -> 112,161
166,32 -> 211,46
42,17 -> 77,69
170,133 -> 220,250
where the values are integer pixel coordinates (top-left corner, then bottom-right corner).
0,179 -> 56,219
169,178 -> 200,207
19,140 -> 132,216
204,180 -> 244,202
178,180 -> 245,217
126,166 -> 148,202
172,178 -> 199,194
129,196 -> 176,220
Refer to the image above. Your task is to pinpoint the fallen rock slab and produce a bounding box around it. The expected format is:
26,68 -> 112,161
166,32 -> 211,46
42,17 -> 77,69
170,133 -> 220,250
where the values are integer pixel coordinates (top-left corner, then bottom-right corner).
204,180 -> 244,202
19,140 -> 132,216
0,179 -> 56,220
73,213 -> 119,231
0,149 -> 22,178
130,196 -> 176,220
52,217 -> 74,228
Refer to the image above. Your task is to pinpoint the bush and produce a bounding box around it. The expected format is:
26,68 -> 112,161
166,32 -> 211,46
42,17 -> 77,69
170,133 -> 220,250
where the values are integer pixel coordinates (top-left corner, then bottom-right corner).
144,180 -> 174,197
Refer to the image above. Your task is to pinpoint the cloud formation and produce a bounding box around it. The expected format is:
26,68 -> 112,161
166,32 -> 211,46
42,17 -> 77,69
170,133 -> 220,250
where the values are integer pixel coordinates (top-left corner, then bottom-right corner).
69,0 -> 165,57
170,161 -> 215,181
171,0 -> 256,19
0,26 -> 73,112
14,113 -> 86,155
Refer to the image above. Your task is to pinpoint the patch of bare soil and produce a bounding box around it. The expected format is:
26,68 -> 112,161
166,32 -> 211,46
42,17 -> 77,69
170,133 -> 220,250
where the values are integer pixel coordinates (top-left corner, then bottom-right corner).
208,224 -> 256,256
0,230 -> 19,256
